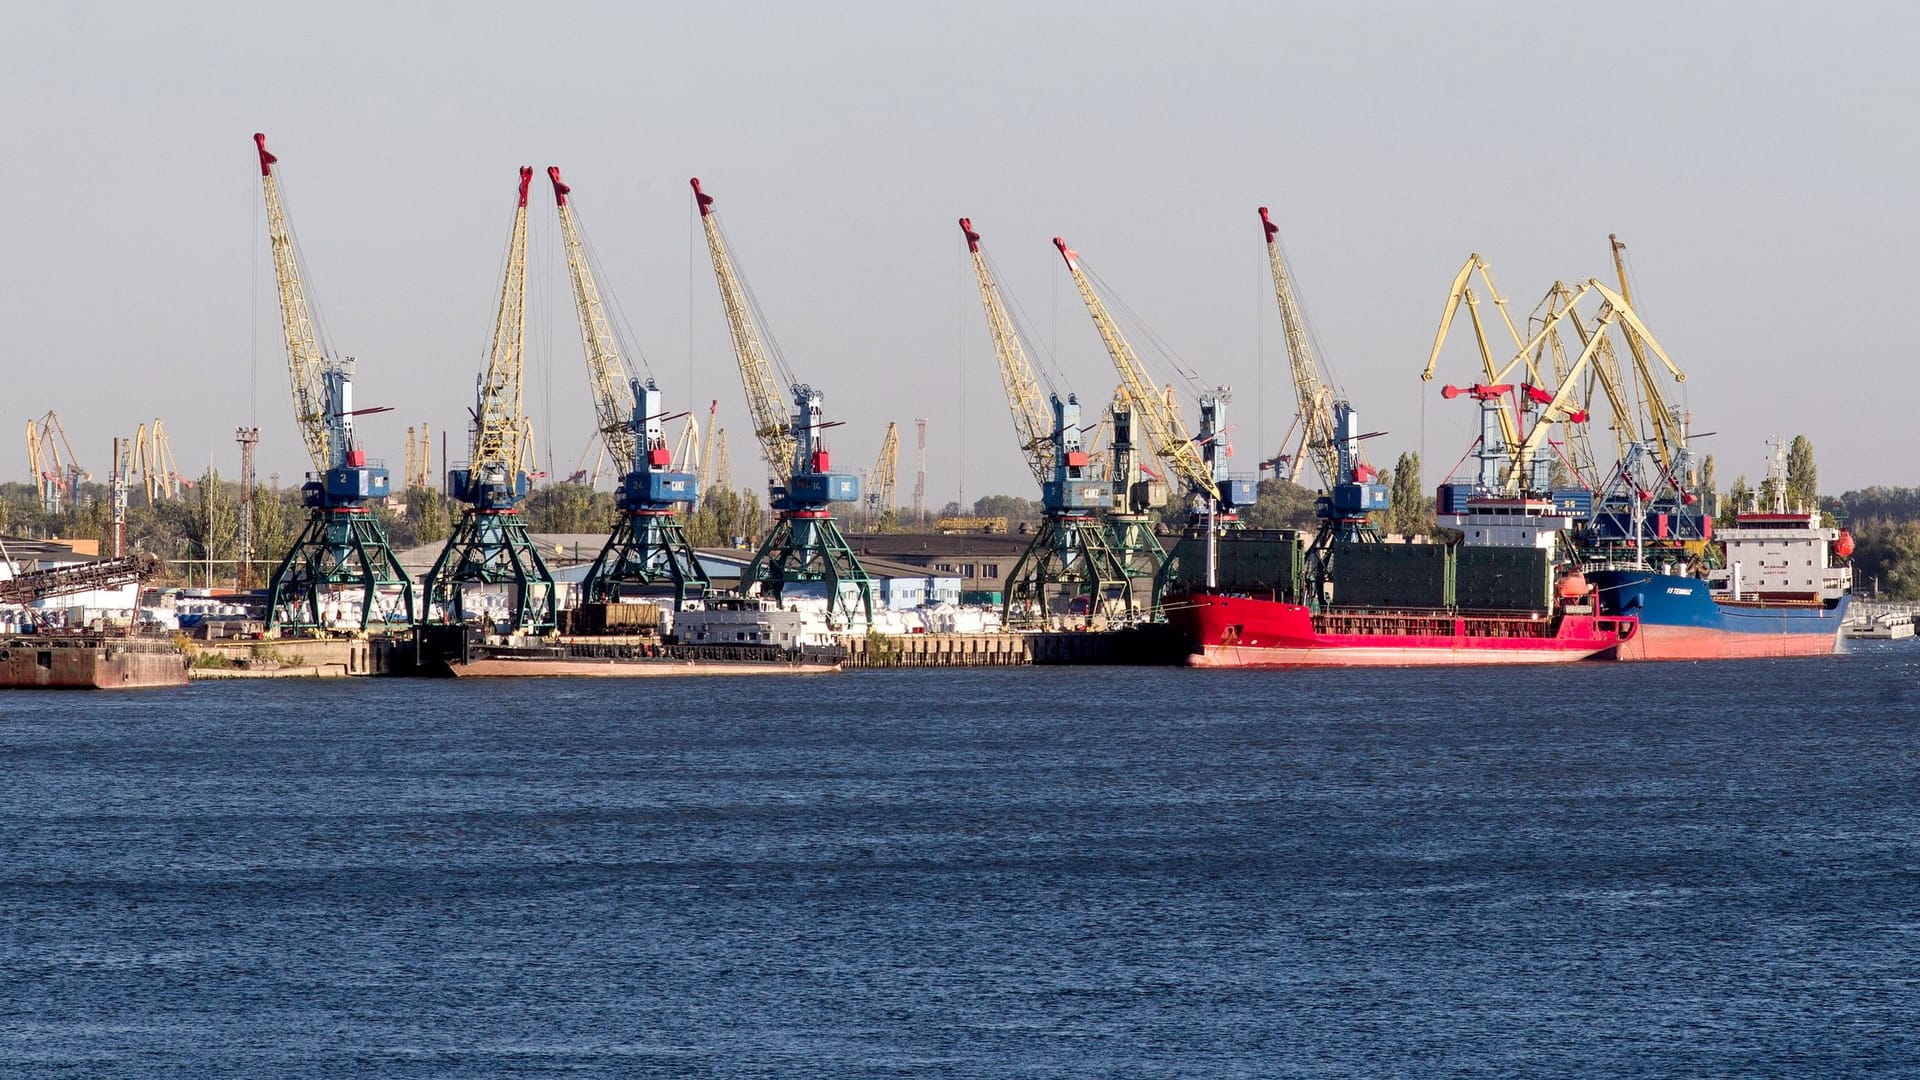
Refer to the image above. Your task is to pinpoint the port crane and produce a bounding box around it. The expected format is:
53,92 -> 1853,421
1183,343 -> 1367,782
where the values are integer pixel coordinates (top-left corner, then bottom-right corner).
1424,262 -> 1677,500
254,133 -> 412,631
1053,236 -> 1252,603
25,411 -> 87,515
549,167 -> 708,610
1258,206 -> 1389,590
961,218 -> 1130,626
1053,237 -> 1254,521
864,421 -> 899,525
402,423 -> 433,491
131,421 -> 182,503
1526,238 -> 1702,567
422,167 -> 555,633
692,177 -> 872,627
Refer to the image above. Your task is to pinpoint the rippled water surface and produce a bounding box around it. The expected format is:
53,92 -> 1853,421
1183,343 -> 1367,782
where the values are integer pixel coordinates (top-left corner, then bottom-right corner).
4,649 -> 1919,1077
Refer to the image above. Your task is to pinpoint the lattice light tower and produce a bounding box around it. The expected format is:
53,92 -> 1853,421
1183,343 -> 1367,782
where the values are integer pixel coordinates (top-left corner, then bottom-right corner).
692,177 -> 872,627
421,167 -> 556,633
235,426 -> 259,590
254,133 -> 413,632
549,167 -> 709,610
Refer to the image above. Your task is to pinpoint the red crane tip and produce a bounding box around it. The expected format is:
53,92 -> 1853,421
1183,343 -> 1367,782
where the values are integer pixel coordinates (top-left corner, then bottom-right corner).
253,133 -> 276,176
547,166 -> 569,205
517,166 -> 532,207
690,177 -> 714,216
1053,237 -> 1077,267
1258,206 -> 1278,243
959,217 -> 980,252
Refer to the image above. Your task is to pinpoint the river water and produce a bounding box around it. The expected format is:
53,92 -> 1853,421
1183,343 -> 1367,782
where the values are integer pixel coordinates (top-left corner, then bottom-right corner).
3,649 -> 1918,1077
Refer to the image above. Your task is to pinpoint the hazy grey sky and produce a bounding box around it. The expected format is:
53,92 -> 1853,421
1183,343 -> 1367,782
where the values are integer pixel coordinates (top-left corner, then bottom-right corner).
4,1 -> 1915,504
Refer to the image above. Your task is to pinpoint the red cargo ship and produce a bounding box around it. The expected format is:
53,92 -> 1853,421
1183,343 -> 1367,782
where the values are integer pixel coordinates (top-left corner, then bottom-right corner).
1166,589 -> 1635,668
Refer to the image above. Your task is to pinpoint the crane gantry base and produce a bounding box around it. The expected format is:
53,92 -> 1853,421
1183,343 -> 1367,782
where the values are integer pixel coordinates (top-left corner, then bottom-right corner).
742,511 -> 873,630
1107,513 -> 1170,615
581,512 -> 712,612
1003,516 -> 1135,629
266,507 -> 415,632
422,509 -> 557,634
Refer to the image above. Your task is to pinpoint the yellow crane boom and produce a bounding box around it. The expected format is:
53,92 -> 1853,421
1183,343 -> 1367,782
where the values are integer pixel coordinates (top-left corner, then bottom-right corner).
548,167 -> 638,472
697,399 -> 719,492
691,178 -> 795,485
254,133 -> 332,473
1473,278 -> 1680,493
960,219 -> 1052,487
1258,207 -> 1340,489
871,421 -> 899,512
1053,237 -> 1218,503
1608,234 -> 1688,471
468,167 -> 532,477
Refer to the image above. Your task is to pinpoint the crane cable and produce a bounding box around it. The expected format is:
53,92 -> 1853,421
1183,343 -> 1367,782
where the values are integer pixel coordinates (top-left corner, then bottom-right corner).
709,213 -> 801,395
980,248 -> 1067,401
570,191 -> 654,381
1271,228 -> 1349,402
1080,259 -> 1205,396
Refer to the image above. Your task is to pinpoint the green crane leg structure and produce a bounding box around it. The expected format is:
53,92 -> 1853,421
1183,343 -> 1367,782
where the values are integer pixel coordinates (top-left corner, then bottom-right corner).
581,512 -> 711,611
267,507 -> 415,631
742,512 -> 872,629
422,509 -> 556,633
1003,516 -> 1133,628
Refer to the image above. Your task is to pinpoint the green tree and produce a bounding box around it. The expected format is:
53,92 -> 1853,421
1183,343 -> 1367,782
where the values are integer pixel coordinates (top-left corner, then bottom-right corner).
685,485 -> 765,547
1700,454 -> 1717,518
405,485 -> 449,546
253,488 -> 295,569
1787,435 -> 1817,510
1387,451 -> 1433,537
184,469 -> 237,584
1848,519 -> 1920,599
1727,474 -> 1752,516
971,494 -> 1045,525
1243,478 -> 1320,531
523,483 -> 616,533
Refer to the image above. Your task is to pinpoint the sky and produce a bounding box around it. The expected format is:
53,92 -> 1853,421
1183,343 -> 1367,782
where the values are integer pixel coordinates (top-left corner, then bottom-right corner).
4,1 -> 1916,505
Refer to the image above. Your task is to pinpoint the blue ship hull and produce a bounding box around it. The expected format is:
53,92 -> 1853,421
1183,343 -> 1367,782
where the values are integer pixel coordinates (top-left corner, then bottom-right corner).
1587,569 -> 1848,660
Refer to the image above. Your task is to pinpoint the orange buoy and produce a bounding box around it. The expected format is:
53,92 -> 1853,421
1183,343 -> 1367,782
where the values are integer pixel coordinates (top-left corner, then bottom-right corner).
1835,530 -> 1855,558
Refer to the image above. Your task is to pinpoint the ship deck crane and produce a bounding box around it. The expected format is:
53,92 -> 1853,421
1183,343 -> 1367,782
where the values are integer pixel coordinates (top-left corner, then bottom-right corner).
961,218 -> 1130,627
550,166 -> 709,610
253,133 -> 412,631
423,167 -> 556,633
1259,206 -> 1389,594
692,177 -> 872,627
